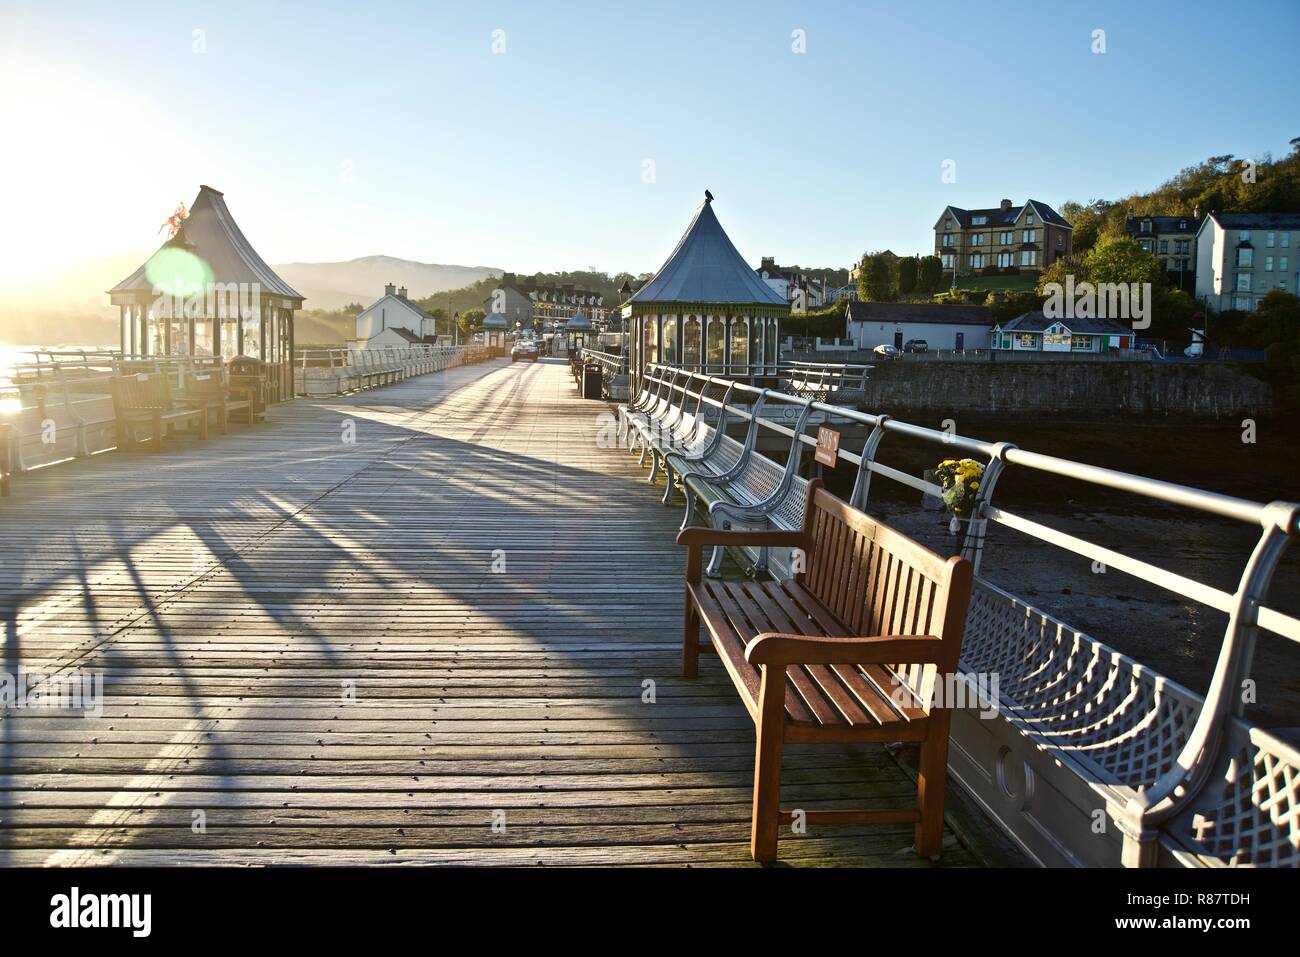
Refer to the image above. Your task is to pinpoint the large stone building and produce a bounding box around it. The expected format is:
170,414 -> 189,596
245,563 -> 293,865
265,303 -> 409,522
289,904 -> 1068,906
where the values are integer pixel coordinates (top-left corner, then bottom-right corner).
934,198 -> 1072,275
1194,212 -> 1300,312
482,272 -> 607,333
1126,213 -> 1202,290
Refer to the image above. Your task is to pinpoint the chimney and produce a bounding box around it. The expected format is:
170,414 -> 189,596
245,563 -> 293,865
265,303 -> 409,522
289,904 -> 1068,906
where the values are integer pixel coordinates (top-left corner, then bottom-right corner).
397,286 -> 408,299
1000,199 -> 1012,211
384,282 -> 396,297
761,256 -> 775,270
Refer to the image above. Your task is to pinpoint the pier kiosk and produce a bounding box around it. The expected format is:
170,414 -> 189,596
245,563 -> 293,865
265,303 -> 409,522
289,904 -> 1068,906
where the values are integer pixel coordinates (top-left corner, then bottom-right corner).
108,185 -> 304,403
623,191 -> 787,397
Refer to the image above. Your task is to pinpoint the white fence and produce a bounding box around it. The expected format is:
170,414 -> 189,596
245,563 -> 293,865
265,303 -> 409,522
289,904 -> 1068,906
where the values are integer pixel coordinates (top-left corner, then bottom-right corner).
293,345 -> 495,396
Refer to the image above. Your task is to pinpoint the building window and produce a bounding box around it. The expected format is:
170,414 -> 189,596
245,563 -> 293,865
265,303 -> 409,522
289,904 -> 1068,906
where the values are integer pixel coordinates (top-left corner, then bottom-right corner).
1026,213 -> 1034,225
1070,335 -> 1093,351
1023,228 -> 1036,243
1267,232 -> 1276,247
997,252 -> 1012,268
1237,247 -> 1253,267
1239,230 -> 1250,242
1018,333 -> 1037,349
1057,233 -> 1064,247
1265,256 -> 1274,272
972,215 -> 987,225
1282,233 -> 1291,248
970,254 -> 984,269
1140,220 -> 1152,233
1281,256 -> 1289,272
1178,220 -> 1187,230
1159,240 -> 1168,253
1020,250 -> 1037,267
941,253 -> 955,270
1236,273 -> 1252,292
941,234 -> 955,247
1232,295 -> 1252,311
971,233 -> 985,246
999,230 -> 1013,245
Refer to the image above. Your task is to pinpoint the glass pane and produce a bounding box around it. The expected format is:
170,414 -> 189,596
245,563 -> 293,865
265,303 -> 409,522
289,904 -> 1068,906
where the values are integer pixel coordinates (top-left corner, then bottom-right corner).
644,314 -> 657,365
765,319 -> 778,366
729,316 -> 749,374
683,315 -> 702,368
662,314 -> 677,365
706,316 -> 725,372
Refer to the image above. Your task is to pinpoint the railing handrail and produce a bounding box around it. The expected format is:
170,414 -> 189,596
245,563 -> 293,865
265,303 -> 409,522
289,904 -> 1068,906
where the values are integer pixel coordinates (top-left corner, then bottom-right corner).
639,360 -> 1299,860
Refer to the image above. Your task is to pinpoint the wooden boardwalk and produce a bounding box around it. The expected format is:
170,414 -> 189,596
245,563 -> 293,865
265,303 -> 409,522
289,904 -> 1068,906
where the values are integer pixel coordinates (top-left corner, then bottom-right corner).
0,358 -> 1004,866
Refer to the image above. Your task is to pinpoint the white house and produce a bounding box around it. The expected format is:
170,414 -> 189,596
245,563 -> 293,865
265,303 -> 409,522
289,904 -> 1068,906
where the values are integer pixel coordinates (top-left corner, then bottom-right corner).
355,283 -> 439,345
845,301 -> 994,351
1194,213 -> 1300,312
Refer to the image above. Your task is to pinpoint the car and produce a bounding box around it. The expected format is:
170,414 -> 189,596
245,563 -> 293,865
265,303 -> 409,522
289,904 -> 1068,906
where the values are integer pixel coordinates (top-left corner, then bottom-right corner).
902,339 -> 929,354
511,340 -> 539,362
872,344 -> 902,359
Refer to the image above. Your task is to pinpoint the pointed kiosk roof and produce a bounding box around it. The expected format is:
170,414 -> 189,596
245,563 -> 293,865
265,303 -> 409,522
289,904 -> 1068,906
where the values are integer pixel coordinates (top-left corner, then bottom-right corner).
565,310 -> 593,331
625,192 -> 787,315
109,185 -> 304,306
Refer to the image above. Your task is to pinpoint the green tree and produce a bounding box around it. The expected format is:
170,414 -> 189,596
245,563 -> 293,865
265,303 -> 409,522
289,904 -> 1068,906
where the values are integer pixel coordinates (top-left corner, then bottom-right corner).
857,250 -> 898,301
915,256 -> 943,294
897,256 -> 918,295
458,307 -> 486,335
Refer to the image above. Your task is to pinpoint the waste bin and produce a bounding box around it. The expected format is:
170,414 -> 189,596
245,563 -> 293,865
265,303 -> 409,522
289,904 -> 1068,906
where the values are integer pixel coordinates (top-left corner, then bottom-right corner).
582,364 -> 604,400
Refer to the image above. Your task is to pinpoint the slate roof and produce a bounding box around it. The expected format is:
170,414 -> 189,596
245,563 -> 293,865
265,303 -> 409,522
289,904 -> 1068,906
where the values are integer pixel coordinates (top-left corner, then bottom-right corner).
110,186 -> 303,302
1205,212 -> 1300,231
943,199 -> 1071,230
845,301 -> 994,327
1126,215 -> 1201,235
995,311 -> 1132,335
629,195 -> 787,306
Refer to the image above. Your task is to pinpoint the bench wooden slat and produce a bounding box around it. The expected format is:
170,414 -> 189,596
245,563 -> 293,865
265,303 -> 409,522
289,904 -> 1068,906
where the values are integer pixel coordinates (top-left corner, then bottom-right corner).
679,480 -> 973,861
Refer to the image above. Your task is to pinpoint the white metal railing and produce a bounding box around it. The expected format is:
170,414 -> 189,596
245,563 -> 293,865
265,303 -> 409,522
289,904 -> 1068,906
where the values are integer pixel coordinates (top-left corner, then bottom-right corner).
293,344 -> 495,396
633,362 -> 1299,868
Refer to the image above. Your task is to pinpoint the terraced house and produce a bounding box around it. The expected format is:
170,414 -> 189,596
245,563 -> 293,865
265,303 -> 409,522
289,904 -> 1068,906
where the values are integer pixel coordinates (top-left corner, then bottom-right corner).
934,198 -> 1072,275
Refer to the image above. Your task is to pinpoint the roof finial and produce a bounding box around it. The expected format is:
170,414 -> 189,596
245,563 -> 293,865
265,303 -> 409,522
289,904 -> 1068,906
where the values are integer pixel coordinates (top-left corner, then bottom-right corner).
704,189 -> 713,204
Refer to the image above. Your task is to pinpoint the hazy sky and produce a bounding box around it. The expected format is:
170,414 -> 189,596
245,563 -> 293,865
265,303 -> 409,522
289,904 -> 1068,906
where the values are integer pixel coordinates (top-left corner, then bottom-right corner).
1,0 -> 1297,284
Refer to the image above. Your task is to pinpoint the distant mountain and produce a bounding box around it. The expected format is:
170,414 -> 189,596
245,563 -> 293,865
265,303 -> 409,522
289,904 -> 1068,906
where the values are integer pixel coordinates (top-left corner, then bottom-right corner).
273,256 -> 502,311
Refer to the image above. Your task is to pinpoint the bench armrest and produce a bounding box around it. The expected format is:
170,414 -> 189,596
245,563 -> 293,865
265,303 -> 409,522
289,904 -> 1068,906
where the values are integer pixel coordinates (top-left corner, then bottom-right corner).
744,632 -> 946,667
676,528 -> 807,548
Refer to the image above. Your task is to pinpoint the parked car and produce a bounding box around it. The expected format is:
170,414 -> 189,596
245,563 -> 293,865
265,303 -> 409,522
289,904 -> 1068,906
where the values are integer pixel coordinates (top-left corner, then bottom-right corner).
903,339 -> 929,354
872,344 -> 901,359
511,340 -> 539,362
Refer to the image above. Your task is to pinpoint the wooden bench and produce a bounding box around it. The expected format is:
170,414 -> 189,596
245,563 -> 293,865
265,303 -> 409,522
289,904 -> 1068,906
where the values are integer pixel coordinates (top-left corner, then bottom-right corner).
110,374 -> 206,452
678,480 -> 973,862
185,369 -> 260,433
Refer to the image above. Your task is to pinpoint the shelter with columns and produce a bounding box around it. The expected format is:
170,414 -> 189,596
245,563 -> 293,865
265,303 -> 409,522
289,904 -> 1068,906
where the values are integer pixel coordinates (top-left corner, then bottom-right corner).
624,192 -> 786,394
108,186 -> 303,400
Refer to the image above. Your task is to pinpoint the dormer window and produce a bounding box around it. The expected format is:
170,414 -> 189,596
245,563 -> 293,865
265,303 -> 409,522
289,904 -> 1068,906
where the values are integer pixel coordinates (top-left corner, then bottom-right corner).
945,218 -> 953,230
1141,220 -> 1152,233
972,215 -> 987,225
1026,213 -> 1034,226
1178,221 -> 1187,230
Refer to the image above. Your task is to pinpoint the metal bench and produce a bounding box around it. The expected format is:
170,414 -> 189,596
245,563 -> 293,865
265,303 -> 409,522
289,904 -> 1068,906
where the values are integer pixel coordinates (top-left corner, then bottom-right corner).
678,479 -> 974,861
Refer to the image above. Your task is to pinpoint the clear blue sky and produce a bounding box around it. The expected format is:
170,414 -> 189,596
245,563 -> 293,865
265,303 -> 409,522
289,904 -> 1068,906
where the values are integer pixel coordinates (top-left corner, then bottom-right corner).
2,0 -> 1297,280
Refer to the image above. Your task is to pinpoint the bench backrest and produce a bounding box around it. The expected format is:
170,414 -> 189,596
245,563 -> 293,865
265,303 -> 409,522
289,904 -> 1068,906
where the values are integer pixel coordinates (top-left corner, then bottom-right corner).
110,374 -> 173,414
186,371 -> 228,400
798,483 -> 972,673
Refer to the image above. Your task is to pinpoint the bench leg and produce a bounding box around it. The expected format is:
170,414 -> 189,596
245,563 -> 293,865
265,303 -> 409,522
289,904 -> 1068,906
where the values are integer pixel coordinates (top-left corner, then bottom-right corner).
151,414 -> 163,453
914,712 -> 952,860
660,461 -> 676,505
751,666 -> 786,862
647,449 -> 660,485
705,542 -> 726,578
679,492 -> 696,532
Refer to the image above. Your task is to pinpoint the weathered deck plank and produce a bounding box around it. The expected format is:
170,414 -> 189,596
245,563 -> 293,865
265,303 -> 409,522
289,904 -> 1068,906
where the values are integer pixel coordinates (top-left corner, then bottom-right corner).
0,358 -> 999,866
